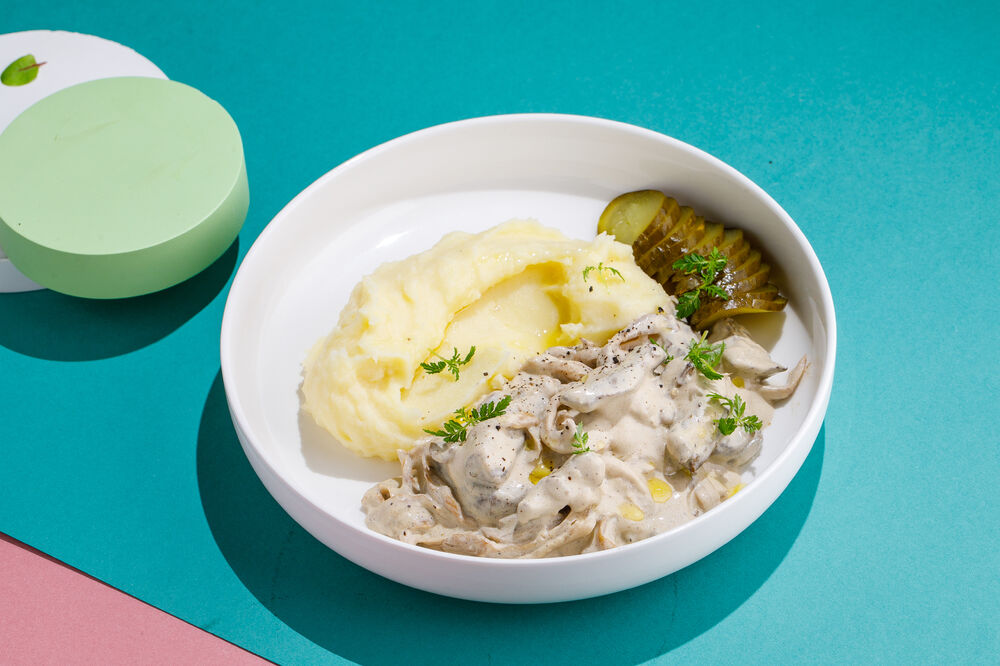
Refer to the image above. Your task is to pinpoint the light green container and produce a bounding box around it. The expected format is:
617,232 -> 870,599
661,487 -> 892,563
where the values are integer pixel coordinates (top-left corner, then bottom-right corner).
0,76 -> 247,298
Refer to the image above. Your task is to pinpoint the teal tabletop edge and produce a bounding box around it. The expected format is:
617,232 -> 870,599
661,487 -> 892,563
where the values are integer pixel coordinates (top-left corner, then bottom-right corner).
1,2 -> 997,664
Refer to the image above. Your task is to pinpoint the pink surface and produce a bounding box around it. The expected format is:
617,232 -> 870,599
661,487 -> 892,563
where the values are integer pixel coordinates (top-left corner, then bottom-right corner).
0,533 -> 271,665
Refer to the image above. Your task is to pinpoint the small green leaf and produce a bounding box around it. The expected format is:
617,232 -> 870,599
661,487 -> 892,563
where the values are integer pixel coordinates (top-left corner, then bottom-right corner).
704,247 -> 727,276
461,346 -> 476,364
716,418 -> 737,436
709,391 -> 762,435
650,338 -> 674,365
420,345 -> 476,380
742,415 -> 763,433
686,332 -> 725,380
672,253 -> 707,274
702,284 -> 730,300
471,395 -> 511,422
420,360 -> 447,374
572,422 -> 591,454
583,262 -> 625,283
671,248 -> 728,320
424,395 -> 511,444
675,291 -> 701,319
2,55 -> 44,87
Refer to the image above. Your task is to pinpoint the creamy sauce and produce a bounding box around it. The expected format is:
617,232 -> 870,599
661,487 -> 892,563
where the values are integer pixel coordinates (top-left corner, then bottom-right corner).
363,312 -> 805,558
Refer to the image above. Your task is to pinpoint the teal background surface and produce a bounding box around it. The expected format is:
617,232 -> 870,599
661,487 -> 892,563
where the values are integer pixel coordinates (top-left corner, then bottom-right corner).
1,2 -> 998,664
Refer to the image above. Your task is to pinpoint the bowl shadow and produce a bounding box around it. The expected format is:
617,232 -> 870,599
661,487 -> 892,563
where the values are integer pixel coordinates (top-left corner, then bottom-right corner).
0,240 -> 238,362
197,370 -> 825,665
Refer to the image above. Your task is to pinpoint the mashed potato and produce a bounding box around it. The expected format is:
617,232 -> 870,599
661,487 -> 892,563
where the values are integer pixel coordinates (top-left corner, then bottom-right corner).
302,220 -> 671,460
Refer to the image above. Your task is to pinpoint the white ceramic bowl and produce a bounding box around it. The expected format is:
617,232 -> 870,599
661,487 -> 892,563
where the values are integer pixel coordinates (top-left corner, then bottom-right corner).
221,114 -> 836,603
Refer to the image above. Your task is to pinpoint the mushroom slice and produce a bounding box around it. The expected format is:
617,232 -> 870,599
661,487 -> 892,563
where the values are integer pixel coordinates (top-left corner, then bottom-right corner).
519,513 -> 599,558
665,417 -> 718,472
710,318 -> 785,379
757,356 -> 808,402
539,397 -> 580,454
601,313 -> 676,357
405,444 -> 473,527
521,353 -> 592,382
559,344 -> 659,413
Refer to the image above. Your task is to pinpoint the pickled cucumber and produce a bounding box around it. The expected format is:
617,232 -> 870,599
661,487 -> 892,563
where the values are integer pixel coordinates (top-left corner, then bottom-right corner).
597,190 -> 787,329
690,286 -> 787,329
636,207 -> 700,277
633,197 -> 682,258
598,190 -> 666,245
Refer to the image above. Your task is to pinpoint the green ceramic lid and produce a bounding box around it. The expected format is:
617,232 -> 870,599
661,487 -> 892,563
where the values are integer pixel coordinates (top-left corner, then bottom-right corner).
0,76 -> 247,298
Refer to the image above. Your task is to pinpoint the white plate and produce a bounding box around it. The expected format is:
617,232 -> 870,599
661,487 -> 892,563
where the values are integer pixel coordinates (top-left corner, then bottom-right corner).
221,114 -> 836,603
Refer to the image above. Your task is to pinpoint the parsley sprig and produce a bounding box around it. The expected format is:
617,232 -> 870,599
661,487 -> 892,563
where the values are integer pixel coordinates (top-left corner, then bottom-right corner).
708,393 -> 763,435
685,332 -> 725,380
650,338 -> 674,365
582,262 -> 625,283
571,422 -> 592,454
420,346 -> 476,380
424,395 -> 512,443
671,247 -> 729,319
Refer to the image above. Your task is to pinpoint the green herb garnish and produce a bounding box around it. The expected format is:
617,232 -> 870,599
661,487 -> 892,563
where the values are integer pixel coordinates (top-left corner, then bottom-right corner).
1,55 -> 44,87
672,247 -> 727,277
424,395 -> 512,443
650,338 -> 674,365
674,290 -> 702,320
571,422 -> 591,454
465,397 -> 511,423
420,346 -> 476,380
685,332 -> 725,380
582,262 -> 625,283
423,418 -> 467,443
708,393 -> 763,435
671,247 -> 729,319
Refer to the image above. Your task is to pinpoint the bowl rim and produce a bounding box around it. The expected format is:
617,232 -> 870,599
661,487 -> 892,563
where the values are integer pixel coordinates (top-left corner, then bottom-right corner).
220,112 -> 837,570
